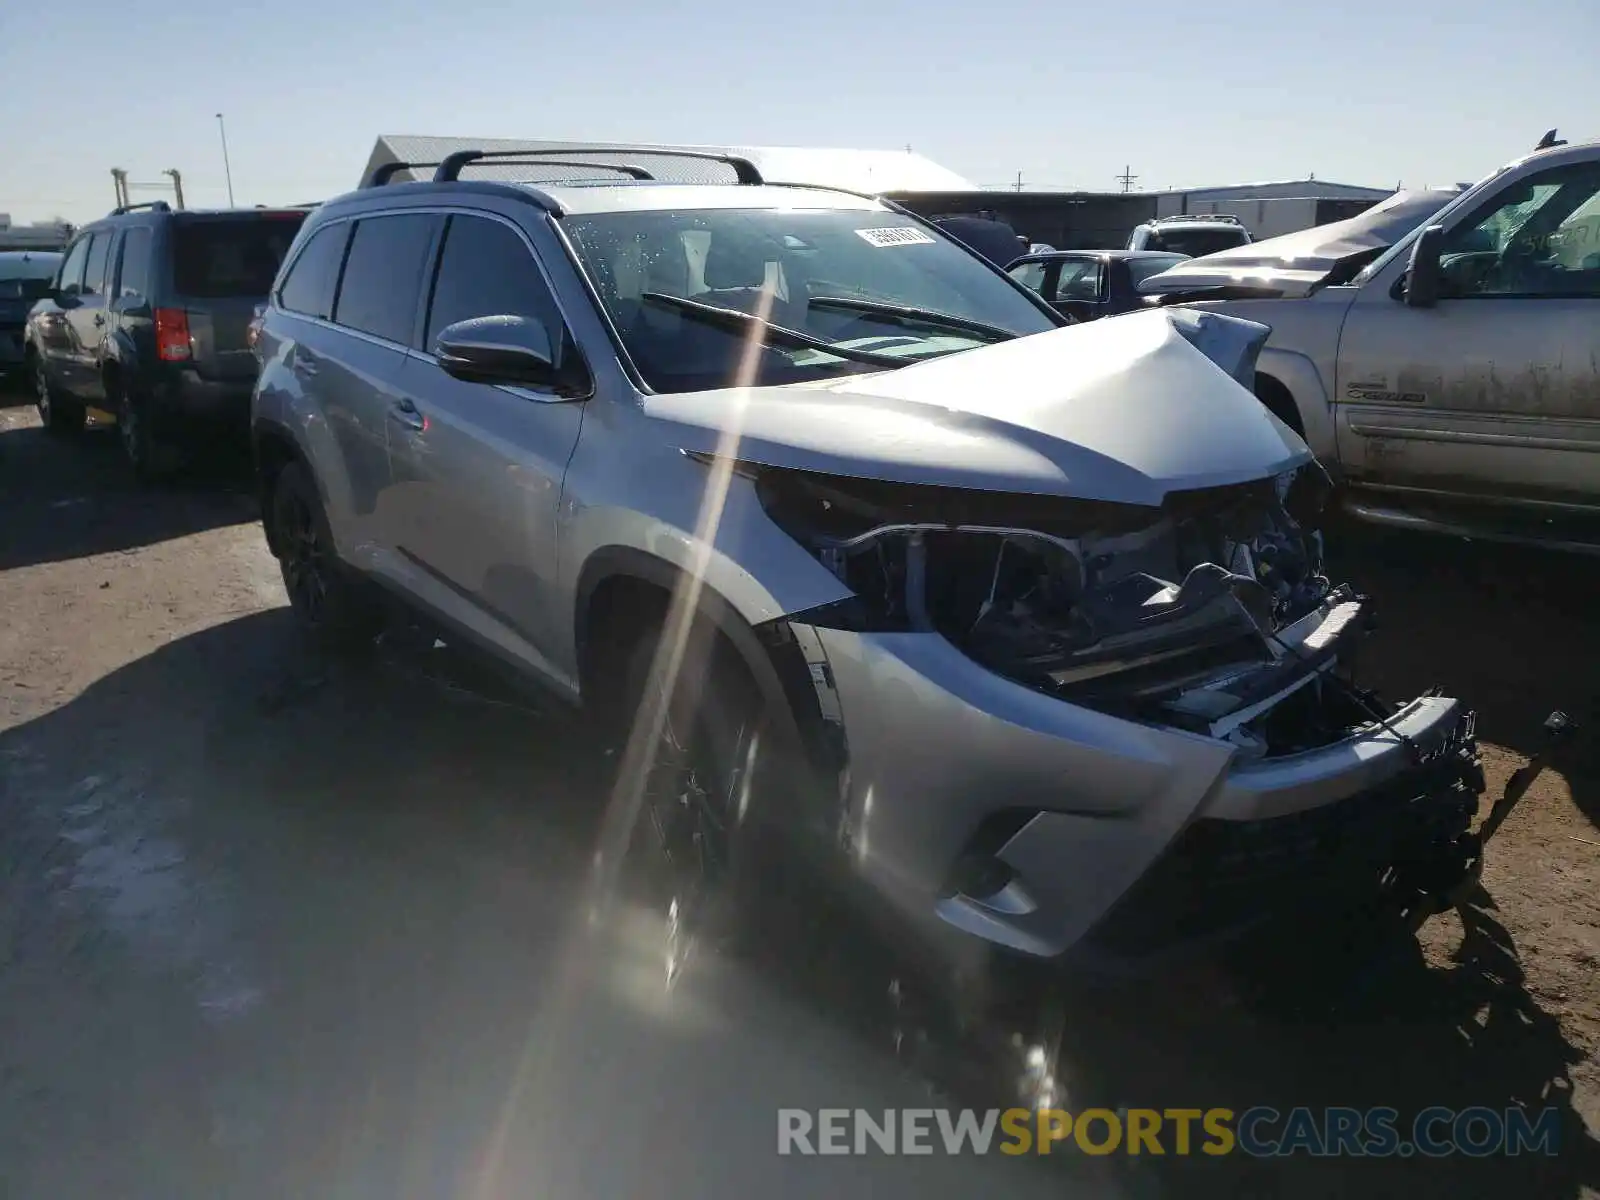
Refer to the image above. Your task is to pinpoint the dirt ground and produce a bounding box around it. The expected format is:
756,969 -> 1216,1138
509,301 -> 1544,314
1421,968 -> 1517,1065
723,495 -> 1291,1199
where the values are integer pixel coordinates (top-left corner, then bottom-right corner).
2,384 -> 1597,1199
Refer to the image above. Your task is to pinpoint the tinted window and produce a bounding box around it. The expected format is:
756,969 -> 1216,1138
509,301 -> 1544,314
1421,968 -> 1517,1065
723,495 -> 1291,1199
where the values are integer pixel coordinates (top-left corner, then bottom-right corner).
1147,228 -> 1249,257
56,238 -> 91,293
115,227 -> 153,301
277,222 -> 350,320
173,214 -> 307,298
0,253 -> 62,302
424,215 -> 564,350
333,214 -> 437,344
82,234 -> 111,296
1125,255 -> 1190,288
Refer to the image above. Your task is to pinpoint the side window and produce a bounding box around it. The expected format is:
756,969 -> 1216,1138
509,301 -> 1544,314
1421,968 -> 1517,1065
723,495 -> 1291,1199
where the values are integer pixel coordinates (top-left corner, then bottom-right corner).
115,227 -> 153,302
56,237 -> 91,294
277,222 -> 351,320
332,214 -> 438,344
1440,163 -> 1600,298
1055,260 -> 1102,302
424,215 -> 565,353
82,233 -> 112,297
1008,261 -> 1046,293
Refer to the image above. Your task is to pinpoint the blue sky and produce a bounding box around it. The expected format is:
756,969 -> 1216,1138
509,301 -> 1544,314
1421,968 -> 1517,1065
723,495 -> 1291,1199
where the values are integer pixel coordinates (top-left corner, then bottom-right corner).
0,0 -> 1592,224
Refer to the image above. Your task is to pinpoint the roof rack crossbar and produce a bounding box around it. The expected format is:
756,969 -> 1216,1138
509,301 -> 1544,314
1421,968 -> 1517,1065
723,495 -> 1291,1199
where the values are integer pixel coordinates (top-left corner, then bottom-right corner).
110,200 -> 172,215
442,155 -> 656,182
434,146 -> 764,185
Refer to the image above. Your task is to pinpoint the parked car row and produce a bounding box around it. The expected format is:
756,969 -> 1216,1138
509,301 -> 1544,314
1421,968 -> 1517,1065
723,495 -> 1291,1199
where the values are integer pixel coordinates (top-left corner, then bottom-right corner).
20,201 -> 309,478
234,144 -> 1490,1002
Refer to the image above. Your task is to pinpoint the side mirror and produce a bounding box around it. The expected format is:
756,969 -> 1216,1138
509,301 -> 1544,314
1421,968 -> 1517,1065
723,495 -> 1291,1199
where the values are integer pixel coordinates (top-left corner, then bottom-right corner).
1402,225 -> 1446,308
435,314 -> 558,388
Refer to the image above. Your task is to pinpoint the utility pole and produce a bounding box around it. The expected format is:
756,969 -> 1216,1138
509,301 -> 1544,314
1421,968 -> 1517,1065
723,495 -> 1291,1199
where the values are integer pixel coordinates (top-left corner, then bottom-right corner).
1013,171 -> 1024,193
111,168 -> 129,208
216,113 -> 236,206
1116,165 -> 1139,193
162,168 -> 185,210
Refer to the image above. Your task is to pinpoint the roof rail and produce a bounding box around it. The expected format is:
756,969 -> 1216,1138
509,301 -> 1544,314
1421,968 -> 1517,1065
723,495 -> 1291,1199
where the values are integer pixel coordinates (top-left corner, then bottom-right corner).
110,200 -> 172,216
433,146 -> 764,185
1155,212 -> 1244,224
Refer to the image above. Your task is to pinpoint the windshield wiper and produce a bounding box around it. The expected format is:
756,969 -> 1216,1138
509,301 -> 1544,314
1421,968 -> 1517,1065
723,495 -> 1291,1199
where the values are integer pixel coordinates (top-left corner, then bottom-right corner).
805,295 -> 1018,343
639,292 -> 909,368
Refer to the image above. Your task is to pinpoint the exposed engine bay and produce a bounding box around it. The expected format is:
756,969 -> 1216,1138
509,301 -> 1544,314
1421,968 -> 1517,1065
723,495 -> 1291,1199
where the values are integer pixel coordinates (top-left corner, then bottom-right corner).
760,463 -> 1393,760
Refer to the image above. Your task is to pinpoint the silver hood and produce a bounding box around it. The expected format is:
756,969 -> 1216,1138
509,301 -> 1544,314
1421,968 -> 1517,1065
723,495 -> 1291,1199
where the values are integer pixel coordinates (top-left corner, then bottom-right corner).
642,309 -> 1311,508
1137,189 -> 1462,299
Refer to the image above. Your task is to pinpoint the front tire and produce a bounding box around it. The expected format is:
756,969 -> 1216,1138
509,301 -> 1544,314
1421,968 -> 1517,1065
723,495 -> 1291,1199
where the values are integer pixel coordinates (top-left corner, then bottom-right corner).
607,624 -> 768,978
268,459 -> 382,651
33,355 -> 84,436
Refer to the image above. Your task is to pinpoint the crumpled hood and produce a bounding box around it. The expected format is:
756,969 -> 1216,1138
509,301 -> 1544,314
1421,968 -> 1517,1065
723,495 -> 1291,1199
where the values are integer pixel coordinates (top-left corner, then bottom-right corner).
1136,189 -> 1461,299
641,308 -> 1311,507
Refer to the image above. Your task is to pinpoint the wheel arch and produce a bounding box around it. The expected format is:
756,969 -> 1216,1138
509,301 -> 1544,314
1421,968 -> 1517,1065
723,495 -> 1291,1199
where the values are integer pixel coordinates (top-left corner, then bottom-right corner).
252,417 -> 309,558
574,547 -> 830,789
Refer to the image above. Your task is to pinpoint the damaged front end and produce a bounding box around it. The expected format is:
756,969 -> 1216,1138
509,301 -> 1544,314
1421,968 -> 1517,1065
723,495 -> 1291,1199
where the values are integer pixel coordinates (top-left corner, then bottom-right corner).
754,461 -> 1489,959
760,460 -> 1392,762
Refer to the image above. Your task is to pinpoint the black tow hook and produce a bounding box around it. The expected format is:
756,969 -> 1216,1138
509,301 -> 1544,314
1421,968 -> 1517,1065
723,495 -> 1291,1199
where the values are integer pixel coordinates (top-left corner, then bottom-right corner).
1404,709 -> 1574,934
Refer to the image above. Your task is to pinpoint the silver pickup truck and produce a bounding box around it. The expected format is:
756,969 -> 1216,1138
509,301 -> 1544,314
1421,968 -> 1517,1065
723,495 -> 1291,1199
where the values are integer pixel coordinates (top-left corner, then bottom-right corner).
1172,135 -> 1600,551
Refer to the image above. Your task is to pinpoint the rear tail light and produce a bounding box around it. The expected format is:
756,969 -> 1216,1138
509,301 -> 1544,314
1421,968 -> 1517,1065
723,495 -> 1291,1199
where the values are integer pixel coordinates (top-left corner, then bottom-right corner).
155,308 -> 192,361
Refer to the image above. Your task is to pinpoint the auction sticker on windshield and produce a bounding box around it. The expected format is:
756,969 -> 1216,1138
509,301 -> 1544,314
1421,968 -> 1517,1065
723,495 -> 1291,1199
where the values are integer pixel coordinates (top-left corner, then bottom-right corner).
856,227 -> 937,247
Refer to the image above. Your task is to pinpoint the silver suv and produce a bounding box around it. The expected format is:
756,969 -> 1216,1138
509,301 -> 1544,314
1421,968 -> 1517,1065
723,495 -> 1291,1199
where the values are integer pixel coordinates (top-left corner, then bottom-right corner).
251,147 -> 1481,980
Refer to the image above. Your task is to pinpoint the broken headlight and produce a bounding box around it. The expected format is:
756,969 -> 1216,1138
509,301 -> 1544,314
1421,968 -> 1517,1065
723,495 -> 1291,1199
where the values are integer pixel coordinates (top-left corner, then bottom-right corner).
756,466 -> 1334,703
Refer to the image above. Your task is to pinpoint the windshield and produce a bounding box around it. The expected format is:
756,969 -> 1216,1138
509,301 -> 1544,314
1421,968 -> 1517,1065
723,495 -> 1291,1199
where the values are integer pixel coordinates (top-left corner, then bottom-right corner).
562,208 -> 1057,393
1355,165 -> 1509,285
1146,227 -> 1250,257
1125,254 -> 1190,287
0,252 -> 62,301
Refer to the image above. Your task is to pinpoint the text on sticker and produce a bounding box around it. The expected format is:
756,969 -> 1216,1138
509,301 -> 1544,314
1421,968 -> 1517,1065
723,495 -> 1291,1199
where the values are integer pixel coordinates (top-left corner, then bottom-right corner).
855,227 -> 937,247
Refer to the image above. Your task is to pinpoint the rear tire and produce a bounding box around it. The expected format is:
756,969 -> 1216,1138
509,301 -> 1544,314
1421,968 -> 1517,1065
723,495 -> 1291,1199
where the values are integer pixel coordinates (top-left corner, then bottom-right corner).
111,376 -> 183,483
268,459 -> 383,652
33,355 -> 84,436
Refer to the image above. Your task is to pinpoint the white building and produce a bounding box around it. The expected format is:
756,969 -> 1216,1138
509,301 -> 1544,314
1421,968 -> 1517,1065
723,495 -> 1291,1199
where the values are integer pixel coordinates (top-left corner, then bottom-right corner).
361,136 -> 977,194
0,214 -> 72,251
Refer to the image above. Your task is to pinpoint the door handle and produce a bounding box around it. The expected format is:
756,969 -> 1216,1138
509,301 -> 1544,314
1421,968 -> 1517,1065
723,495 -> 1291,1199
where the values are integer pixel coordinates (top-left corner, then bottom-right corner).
388,398 -> 426,432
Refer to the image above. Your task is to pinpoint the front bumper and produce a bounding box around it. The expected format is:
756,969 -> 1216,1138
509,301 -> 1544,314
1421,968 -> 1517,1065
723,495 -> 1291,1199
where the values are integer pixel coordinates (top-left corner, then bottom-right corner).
802,625 -> 1477,964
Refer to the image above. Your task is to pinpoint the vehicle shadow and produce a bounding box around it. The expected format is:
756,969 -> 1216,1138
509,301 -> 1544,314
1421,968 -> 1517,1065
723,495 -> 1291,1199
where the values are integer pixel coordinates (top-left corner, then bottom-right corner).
0,419 -> 258,571
1330,527 -> 1600,827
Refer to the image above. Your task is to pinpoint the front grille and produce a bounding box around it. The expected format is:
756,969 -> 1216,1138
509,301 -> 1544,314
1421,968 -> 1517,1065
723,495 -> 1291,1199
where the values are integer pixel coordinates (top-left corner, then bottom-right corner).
1082,715 -> 1483,958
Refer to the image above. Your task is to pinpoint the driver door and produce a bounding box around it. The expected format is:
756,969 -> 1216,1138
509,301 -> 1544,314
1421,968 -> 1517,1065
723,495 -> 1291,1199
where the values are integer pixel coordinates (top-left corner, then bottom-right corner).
1335,160 -> 1600,507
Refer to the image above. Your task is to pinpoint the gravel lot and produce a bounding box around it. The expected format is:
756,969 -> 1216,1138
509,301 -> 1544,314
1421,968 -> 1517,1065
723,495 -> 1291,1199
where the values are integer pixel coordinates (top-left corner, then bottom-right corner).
2,386 -> 1597,1198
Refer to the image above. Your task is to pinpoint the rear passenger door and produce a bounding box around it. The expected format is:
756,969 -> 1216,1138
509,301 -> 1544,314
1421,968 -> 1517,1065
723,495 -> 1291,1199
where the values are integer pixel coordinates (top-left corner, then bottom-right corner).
109,225 -> 155,390
65,230 -> 114,401
318,212 -> 440,559
383,212 -> 586,685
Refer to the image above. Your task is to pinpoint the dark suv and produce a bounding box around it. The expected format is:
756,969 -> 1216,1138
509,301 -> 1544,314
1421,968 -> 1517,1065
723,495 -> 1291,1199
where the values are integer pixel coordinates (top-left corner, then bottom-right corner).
24,201 -> 309,478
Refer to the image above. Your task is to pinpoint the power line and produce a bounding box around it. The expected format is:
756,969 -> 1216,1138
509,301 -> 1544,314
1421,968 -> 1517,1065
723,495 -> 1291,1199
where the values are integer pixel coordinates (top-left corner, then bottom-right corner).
1116,165 -> 1139,193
